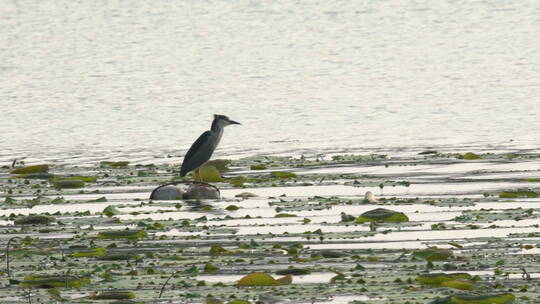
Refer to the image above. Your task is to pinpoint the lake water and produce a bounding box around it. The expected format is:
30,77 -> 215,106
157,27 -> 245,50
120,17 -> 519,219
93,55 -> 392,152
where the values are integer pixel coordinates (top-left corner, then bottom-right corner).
1,0 -> 539,162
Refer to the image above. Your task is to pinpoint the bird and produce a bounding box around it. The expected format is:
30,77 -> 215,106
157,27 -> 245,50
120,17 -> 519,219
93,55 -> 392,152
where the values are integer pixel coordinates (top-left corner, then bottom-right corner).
180,114 -> 240,181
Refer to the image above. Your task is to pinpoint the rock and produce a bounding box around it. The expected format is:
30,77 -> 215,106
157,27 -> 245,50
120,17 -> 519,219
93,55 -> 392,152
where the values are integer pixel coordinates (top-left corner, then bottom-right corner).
364,191 -> 379,203
150,185 -> 186,200
150,182 -> 220,200
184,184 -> 220,199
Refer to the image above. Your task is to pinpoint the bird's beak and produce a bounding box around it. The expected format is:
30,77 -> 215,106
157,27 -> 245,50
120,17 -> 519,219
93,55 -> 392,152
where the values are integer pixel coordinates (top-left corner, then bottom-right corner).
229,119 -> 241,125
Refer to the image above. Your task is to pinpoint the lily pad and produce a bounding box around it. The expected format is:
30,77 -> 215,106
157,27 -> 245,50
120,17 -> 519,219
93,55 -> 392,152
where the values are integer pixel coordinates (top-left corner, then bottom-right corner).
103,205 -> 121,217
71,247 -> 106,258
91,291 -> 136,300
14,215 -> 55,225
237,273 -> 278,286
100,161 -> 130,168
413,248 -> 453,261
205,159 -> 231,172
20,275 -> 90,288
356,208 -> 409,223
416,273 -> 471,286
10,164 -> 49,174
52,179 -> 85,189
460,152 -> 482,160
193,165 -> 222,182
431,293 -> 515,304
250,164 -> 267,170
440,279 -> 475,290
498,190 -> 538,198
271,171 -> 297,179
97,230 -> 148,240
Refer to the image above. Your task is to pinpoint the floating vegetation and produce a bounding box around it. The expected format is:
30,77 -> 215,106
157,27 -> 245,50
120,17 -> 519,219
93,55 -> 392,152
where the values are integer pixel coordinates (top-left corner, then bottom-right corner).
10,164 -> 49,174
237,272 -> 291,286
71,247 -> 107,257
14,215 -> 55,225
91,291 -> 137,300
20,275 -> 90,288
1,151 -> 539,303
270,171 -> 297,179
355,208 -> 409,223
193,165 -> 223,182
416,273 -> 472,286
100,161 -> 130,168
103,205 -> 121,217
498,189 -> 538,198
97,230 -> 148,240
51,179 -> 85,189
250,164 -> 267,170
413,247 -> 453,261
460,152 -> 482,160
430,293 -> 515,304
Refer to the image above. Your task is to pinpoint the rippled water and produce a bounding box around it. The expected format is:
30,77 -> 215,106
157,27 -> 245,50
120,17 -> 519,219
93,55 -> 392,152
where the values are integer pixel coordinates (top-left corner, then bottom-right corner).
1,0 -> 539,160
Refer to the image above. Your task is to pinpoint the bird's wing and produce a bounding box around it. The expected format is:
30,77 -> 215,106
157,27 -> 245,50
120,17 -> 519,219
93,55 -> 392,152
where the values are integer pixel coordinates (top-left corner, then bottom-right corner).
180,131 -> 215,176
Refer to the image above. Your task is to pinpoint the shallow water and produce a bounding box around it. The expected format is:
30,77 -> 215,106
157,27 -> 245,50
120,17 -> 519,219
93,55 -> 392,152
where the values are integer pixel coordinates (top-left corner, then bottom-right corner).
1,1 -> 540,161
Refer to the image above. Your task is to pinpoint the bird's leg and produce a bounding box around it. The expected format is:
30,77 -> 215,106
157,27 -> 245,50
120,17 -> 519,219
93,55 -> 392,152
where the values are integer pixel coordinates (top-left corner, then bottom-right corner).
195,168 -> 202,183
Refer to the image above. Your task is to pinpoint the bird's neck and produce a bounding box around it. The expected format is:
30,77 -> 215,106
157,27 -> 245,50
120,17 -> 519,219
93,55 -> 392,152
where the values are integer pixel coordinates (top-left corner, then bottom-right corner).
211,120 -> 224,133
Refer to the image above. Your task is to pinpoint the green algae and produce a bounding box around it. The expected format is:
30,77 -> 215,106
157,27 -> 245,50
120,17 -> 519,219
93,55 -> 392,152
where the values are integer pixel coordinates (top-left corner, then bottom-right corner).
356,208 -> 409,223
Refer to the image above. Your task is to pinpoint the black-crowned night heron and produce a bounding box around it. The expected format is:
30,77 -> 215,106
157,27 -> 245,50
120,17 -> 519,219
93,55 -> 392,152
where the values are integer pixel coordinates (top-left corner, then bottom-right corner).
180,114 -> 240,181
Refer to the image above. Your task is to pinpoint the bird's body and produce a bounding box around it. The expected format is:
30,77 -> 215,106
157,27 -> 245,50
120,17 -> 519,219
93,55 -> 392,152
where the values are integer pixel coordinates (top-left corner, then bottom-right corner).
180,114 -> 240,181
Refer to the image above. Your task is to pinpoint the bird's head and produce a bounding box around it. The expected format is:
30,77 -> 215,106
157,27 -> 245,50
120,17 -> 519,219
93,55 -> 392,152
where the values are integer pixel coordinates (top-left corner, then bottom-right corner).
213,114 -> 241,128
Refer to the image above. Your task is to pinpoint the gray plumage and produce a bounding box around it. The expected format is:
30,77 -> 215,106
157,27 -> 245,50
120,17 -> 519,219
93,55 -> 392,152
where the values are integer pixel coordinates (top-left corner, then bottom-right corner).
180,114 -> 240,178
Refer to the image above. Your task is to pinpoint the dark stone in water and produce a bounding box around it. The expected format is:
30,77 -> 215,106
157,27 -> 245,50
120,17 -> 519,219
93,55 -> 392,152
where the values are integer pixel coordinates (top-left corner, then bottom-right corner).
184,184 -> 220,199
150,185 -> 186,200
150,182 -> 220,200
